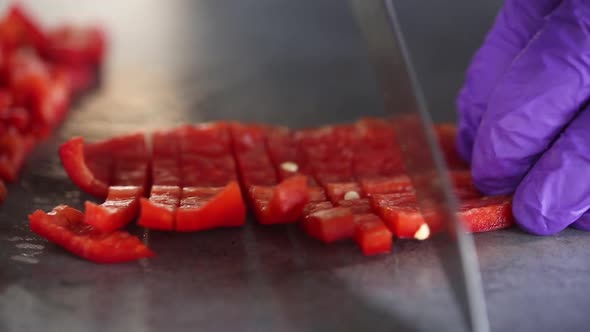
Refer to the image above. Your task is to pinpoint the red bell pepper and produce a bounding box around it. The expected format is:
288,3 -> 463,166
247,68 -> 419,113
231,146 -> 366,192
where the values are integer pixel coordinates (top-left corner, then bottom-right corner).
0,4 -> 48,53
173,124 -> 247,231
59,136 -> 111,198
138,186 -> 180,231
176,181 -> 246,231
325,182 -> 363,203
29,205 -> 154,263
266,126 -> 316,183
353,213 -> 393,256
249,175 -> 310,224
230,123 -> 278,187
45,25 -> 106,67
337,198 -> 373,214
137,130 -> 180,231
460,196 -> 514,232
301,206 -> 356,243
85,186 -> 143,233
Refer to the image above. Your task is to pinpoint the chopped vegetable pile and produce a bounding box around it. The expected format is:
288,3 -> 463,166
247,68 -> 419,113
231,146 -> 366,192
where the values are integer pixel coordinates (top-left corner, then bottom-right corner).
0,4 -> 106,202
29,119 -> 515,263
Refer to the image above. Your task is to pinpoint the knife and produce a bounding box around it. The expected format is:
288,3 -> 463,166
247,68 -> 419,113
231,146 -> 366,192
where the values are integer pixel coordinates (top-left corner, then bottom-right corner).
349,1 -> 490,331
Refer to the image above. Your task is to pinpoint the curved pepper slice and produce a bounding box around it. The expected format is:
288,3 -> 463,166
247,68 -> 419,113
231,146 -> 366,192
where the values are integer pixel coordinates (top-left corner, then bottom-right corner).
59,136 -> 111,198
249,175 -> 310,224
29,205 -> 154,264
138,185 -> 180,231
84,186 -> 143,233
176,181 -> 246,232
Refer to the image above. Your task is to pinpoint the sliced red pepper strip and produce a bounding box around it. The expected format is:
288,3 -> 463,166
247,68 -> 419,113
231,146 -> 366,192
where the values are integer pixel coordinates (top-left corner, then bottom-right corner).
460,196 -> 514,232
230,123 -> 278,187
301,206 -> 355,243
249,175 -> 310,224
266,126 -> 316,184
371,192 -> 514,239
353,213 -> 393,256
84,186 -> 143,233
29,205 -> 154,264
137,130 -> 180,231
59,136 -> 111,198
176,181 -> 246,232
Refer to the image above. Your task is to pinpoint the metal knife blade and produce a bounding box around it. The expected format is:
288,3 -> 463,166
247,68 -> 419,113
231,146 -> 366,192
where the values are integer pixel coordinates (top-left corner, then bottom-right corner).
349,1 -> 490,331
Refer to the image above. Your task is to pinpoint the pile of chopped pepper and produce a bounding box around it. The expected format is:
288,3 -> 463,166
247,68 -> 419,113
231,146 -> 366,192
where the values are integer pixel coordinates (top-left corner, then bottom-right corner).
28,119 -> 514,263
0,4 -> 106,203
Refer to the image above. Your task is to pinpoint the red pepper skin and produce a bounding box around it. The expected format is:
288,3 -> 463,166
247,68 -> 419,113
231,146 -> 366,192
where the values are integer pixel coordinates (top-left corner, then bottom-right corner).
176,181 -> 246,232
249,175 -> 310,224
353,213 -> 393,256
29,205 -> 154,264
137,185 -> 180,231
84,186 -> 143,233
59,136 -> 109,198
302,207 -> 355,243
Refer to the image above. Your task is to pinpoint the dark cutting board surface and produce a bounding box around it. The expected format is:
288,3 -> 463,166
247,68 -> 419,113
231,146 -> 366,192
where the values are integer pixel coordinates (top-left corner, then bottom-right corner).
2,1 -> 590,332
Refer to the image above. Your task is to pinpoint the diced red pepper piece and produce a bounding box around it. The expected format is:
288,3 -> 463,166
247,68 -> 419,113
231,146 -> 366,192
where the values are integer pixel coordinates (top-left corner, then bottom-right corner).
84,186 -> 143,233
176,181 -> 246,231
177,123 -> 232,157
370,193 -> 429,239
138,185 -> 180,231
353,213 -> 393,256
325,182 -> 362,203
45,25 -> 106,66
59,136 -> 111,198
29,205 -> 154,264
301,206 -> 355,243
0,107 -> 30,132
460,196 -> 514,232
249,175 -> 310,224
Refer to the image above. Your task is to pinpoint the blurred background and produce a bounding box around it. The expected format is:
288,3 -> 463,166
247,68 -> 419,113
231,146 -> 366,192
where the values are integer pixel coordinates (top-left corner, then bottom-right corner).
0,0 -> 503,131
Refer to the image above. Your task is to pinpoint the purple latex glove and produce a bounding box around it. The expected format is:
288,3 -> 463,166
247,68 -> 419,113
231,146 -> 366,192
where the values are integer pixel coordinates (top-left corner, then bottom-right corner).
456,0 -> 590,235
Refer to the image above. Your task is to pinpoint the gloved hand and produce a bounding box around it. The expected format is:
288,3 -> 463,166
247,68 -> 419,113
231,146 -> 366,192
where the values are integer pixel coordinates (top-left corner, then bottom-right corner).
456,0 -> 590,235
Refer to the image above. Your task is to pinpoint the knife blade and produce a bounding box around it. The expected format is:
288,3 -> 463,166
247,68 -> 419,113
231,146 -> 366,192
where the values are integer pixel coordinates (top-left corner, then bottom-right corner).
349,1 -> 490,331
